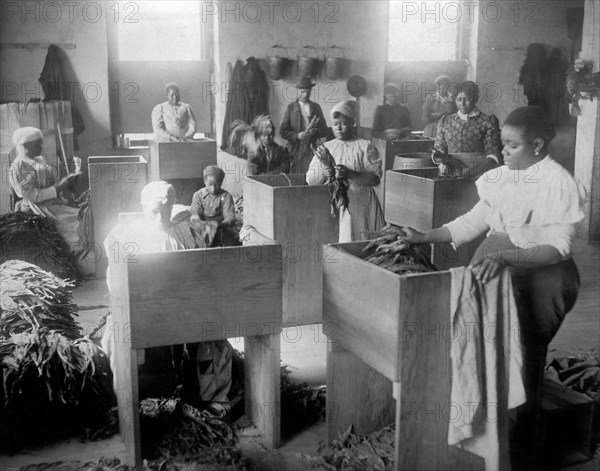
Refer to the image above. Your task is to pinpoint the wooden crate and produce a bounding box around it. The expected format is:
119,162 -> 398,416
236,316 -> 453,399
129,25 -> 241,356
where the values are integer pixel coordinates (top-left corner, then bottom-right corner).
148,139 -> 217,180
109,244 -> 283,466
393,152 -> 437,171
384,168 -> 481,269
243,174 -> 338,326
216,149 -> 249,198
371,137 -> 435,213
88,156 -> 148,277
323,241 -> 485,471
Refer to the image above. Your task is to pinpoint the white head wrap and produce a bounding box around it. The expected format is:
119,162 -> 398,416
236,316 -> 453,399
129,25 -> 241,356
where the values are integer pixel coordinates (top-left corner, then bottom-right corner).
140,181 -> 175,207
13,127 -> 43,146
330,101 -> 356,121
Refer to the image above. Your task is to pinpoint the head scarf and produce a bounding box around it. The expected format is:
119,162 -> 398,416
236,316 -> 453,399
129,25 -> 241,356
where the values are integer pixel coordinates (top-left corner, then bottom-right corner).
203,165 -> 226,185
140,181 -> 175,207
383,83 -> 400,95
330,101 -> 356,121
434,75 -> 451,85
13,127 -> 44,157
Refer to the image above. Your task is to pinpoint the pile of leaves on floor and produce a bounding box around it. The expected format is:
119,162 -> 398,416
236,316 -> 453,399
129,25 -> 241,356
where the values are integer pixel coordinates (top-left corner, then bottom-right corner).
0,212 -> 77,280
303,424 -> 396,471
281,364 -> 327,440
545,355 -> 600,401
0,260 -> 117,452
139,397 -> 252,470
362,226 -> 436,275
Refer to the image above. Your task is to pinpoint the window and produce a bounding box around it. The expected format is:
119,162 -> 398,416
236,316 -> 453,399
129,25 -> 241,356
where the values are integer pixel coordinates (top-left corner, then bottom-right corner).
389,0 -> 460,62
117,1 -> 204,61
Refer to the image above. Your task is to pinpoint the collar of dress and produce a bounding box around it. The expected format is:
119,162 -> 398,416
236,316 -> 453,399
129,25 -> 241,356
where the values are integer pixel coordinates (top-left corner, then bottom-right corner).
457,107 -> 481,121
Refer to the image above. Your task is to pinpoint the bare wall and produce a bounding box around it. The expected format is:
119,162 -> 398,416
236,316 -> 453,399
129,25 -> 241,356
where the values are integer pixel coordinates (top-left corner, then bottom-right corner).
0,0 -> 112,159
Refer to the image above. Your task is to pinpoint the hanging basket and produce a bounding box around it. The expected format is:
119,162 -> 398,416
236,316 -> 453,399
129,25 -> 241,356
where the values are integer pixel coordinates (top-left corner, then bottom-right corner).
297,45 -> 322,78
325,46 -> 348,80
267,45 -> 289,80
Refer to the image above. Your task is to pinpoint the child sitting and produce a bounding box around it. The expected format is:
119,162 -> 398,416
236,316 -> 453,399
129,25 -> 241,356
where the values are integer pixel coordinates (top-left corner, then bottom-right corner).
190,165 -> 236,246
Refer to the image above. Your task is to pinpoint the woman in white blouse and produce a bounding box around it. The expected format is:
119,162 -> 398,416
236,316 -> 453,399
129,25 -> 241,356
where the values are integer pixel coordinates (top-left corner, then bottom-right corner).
400,105 -> 586,470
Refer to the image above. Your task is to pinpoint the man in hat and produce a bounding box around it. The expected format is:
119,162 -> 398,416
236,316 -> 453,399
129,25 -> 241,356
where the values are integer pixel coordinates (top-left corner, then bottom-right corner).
279,77 -> 329,174
372,82 -> 412,140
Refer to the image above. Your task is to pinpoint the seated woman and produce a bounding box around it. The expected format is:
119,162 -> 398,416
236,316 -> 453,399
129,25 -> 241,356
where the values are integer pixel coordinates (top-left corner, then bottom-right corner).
307,101 -> 384,242
103,181 -> 233,414
151,82 -> 197,142
372,83 -> 412,140
247,114 -> 291,175
433,81 -> 502,179
422,75 -> 458,138
8,127 -> 83,257
400,106 -> 586,471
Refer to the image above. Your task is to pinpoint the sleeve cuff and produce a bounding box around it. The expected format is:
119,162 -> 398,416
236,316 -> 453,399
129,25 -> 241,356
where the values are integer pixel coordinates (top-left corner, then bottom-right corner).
38,185 -> 57,201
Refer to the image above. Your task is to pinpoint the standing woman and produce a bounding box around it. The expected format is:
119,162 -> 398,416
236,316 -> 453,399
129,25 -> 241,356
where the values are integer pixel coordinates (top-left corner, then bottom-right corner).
151,82 -> 197,142
422,75 -> 458,138
307,101 -> 384,242
400,106 -> 586,470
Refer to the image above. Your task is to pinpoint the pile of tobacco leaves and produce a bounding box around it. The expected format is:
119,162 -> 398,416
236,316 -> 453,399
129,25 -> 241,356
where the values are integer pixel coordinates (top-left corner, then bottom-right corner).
0,260 -> 116,452
305,424 -> 396,471
0,212 -> 77,280
362,226 -> 436,275
281,364 -> 327,440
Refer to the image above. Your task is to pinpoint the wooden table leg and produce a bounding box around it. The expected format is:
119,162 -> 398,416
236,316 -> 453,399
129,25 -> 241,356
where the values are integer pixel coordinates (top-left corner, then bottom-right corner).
244,333 -> 281,449
326,341 -> 395,441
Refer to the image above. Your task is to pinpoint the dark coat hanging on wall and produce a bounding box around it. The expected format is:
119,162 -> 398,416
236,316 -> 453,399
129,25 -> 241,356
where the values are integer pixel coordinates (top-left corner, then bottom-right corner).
220,58 -> 269,152
39,45 -> 85,150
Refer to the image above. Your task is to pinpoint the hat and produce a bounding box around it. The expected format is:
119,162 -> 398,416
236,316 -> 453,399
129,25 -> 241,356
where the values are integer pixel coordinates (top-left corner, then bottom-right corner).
140,181 -> 175,206
13,127 -> 43,146
383,83 -> 400,94
296,77 -> 316,89
203,165 -> 226,184
434,75 -> 451,84
330,101 -> 356,121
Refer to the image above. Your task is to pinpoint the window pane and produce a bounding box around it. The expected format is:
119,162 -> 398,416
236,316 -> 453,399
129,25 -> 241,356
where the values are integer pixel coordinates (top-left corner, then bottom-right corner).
117,1 -> 203,61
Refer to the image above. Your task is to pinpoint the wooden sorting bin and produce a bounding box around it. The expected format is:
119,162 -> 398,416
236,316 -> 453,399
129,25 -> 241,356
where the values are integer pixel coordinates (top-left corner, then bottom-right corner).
88,156 -> 148,277
371,137 -> 435,213
393,152 -> 437,171
243,174 -> 338,326
384,167 -> 481,269
148,139 -> 217,180
323,241 -> 485,471
216,149 -> 250,198
109,244 -> 283,466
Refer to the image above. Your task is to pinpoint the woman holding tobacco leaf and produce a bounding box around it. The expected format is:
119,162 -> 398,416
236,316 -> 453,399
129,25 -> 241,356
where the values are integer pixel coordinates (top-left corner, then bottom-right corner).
306,101 -> 384,242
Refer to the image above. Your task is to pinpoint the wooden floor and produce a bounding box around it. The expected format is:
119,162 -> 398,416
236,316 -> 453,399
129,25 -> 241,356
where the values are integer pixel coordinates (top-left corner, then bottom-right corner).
548,238 -> 600,361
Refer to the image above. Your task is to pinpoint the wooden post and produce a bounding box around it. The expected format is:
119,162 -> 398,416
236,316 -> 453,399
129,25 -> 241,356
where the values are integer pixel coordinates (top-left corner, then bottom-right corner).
574,0 -> 600,241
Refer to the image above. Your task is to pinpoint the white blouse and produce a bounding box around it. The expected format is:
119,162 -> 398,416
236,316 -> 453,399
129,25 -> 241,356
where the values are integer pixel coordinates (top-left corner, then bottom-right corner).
445,155 -> 586,258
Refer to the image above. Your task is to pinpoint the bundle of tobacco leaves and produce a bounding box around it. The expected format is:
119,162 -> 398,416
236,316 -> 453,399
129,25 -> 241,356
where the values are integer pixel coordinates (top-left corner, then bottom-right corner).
140,397 -> 251,470
305,424 -> 396,471
1,260 -> 81,338
313,144 -> 349,218
362,226 -> 436,275
281,364 -> 327,439
0,212 -> 77,280
0,260 -> 117,451
431,149 -> 467,179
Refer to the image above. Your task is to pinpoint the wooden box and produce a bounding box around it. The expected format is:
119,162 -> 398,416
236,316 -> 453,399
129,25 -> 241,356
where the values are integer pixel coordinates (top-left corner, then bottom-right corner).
148,139 -> 217,180
371,137 -> 435,213
384,168 -> 481,269
216,149 -> 250,198
323,241 -> 485,471
109,244 -> 283,466
88,156 -> 148,277
243,174 -> 338,326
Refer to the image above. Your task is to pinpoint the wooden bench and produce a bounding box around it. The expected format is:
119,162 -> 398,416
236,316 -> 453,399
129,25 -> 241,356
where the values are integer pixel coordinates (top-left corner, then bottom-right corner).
109,244 -> 283,466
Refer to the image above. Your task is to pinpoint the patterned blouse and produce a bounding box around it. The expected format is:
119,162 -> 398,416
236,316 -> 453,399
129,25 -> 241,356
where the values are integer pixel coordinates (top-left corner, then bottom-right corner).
151,101 -> 197,142
434,108 -> 502,163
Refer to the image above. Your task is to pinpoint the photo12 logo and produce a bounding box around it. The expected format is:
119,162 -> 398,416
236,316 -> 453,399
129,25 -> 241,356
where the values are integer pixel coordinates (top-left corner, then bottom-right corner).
200,1 -> 339,24
1,1 -> 140,24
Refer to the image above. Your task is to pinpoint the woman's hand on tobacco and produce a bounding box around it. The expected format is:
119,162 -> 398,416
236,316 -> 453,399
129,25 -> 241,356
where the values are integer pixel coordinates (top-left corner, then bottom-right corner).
397,227 -> 426,244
